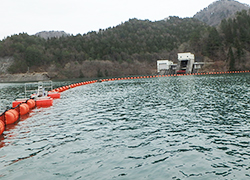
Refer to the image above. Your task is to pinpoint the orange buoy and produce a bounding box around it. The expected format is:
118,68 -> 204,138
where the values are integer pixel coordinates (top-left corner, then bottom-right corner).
48,92 -> 60,99
35,98 -> 53,107
5,111 -> 15,125
27,99 -> 36,109
19,103 -> 30,115
5,109 -> 19,125
58,87 -> 63,92
10,109 -> 19,120
0,119 -> 5,135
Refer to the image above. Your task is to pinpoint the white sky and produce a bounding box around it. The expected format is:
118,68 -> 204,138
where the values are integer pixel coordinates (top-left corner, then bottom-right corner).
0,0 -> 250,40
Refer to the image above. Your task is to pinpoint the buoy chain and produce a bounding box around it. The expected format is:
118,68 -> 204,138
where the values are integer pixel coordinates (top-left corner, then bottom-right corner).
0,70 -> 249,136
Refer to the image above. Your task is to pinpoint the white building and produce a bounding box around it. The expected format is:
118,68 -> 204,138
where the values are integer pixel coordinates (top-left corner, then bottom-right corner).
157,60 -> 173,73
177,52 -> 195,74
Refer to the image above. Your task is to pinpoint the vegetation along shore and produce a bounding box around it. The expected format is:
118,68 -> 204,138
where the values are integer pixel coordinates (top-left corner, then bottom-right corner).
0,0 -> 250,81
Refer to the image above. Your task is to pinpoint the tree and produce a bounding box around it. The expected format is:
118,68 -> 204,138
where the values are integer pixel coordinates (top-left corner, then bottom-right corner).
206,27 -> 222,56
228,47 -> 235,71
25,46 -> 43,66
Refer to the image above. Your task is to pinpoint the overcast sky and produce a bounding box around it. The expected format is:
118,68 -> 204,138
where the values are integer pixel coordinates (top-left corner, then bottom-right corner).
0,0 -> 249,40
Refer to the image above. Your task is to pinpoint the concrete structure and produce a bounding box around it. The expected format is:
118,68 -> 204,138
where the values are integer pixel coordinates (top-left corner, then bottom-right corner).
177,52 -> 195,74
169,64 -> 177,74
157,60 -> 174,73
193,62 -> 205,73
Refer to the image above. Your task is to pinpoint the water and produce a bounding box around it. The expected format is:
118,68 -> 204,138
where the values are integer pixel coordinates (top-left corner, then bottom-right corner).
0,74 -> 250,179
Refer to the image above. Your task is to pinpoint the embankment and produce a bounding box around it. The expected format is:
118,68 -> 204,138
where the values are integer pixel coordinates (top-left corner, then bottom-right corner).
0,72 -> 50,83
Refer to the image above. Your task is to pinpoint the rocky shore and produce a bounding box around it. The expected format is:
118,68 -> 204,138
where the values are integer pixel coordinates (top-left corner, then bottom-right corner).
0,72 -> 50,83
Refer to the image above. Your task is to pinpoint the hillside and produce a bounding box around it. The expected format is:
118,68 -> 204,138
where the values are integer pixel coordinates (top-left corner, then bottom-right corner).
0,17 -> 208,78
194,0 -> 249,26
1,2 -> 250,79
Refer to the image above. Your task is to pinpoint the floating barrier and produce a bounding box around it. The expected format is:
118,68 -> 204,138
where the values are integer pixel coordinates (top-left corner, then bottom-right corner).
12,99 -> 26,108
35,97 -> 53,108
5,109 -> 19,125
19,103 -> 30,116
27,99 -> 36,109
48,92 -> 61,99
13,99 -> 36,109
12,99 -> 29,108
0,96 -> 53,135
0,70 -> 249,136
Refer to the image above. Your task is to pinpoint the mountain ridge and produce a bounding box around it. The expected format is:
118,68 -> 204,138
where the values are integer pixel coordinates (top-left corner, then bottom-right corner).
1,0 -> 250,79
35,1 -> 250,39
194,0 -> 250,26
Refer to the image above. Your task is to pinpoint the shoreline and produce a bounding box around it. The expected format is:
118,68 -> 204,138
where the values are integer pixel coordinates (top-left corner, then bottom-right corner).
0,72 -> 50,83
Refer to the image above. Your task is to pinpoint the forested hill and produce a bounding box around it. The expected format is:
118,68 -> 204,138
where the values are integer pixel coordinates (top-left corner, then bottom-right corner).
0,17 -> 207,78
1,9 -> 250,78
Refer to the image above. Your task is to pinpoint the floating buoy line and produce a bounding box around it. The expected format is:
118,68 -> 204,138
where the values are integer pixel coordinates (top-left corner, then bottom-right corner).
0,70 -> 249,136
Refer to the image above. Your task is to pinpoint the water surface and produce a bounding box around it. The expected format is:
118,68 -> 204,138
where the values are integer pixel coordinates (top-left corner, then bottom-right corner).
0,74 -> 250,179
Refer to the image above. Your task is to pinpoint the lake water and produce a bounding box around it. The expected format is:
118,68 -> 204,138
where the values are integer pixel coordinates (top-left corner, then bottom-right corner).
0,74 -> 250,179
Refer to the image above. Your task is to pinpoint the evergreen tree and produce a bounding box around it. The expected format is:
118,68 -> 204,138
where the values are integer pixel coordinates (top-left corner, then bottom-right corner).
228,47 -> 235,71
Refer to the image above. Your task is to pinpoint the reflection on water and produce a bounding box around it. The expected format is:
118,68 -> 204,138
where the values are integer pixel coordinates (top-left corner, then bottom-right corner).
0,74 -> 250,179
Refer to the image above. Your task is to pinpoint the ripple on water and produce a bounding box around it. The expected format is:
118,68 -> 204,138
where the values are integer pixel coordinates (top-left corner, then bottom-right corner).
0,74 -> 250,179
